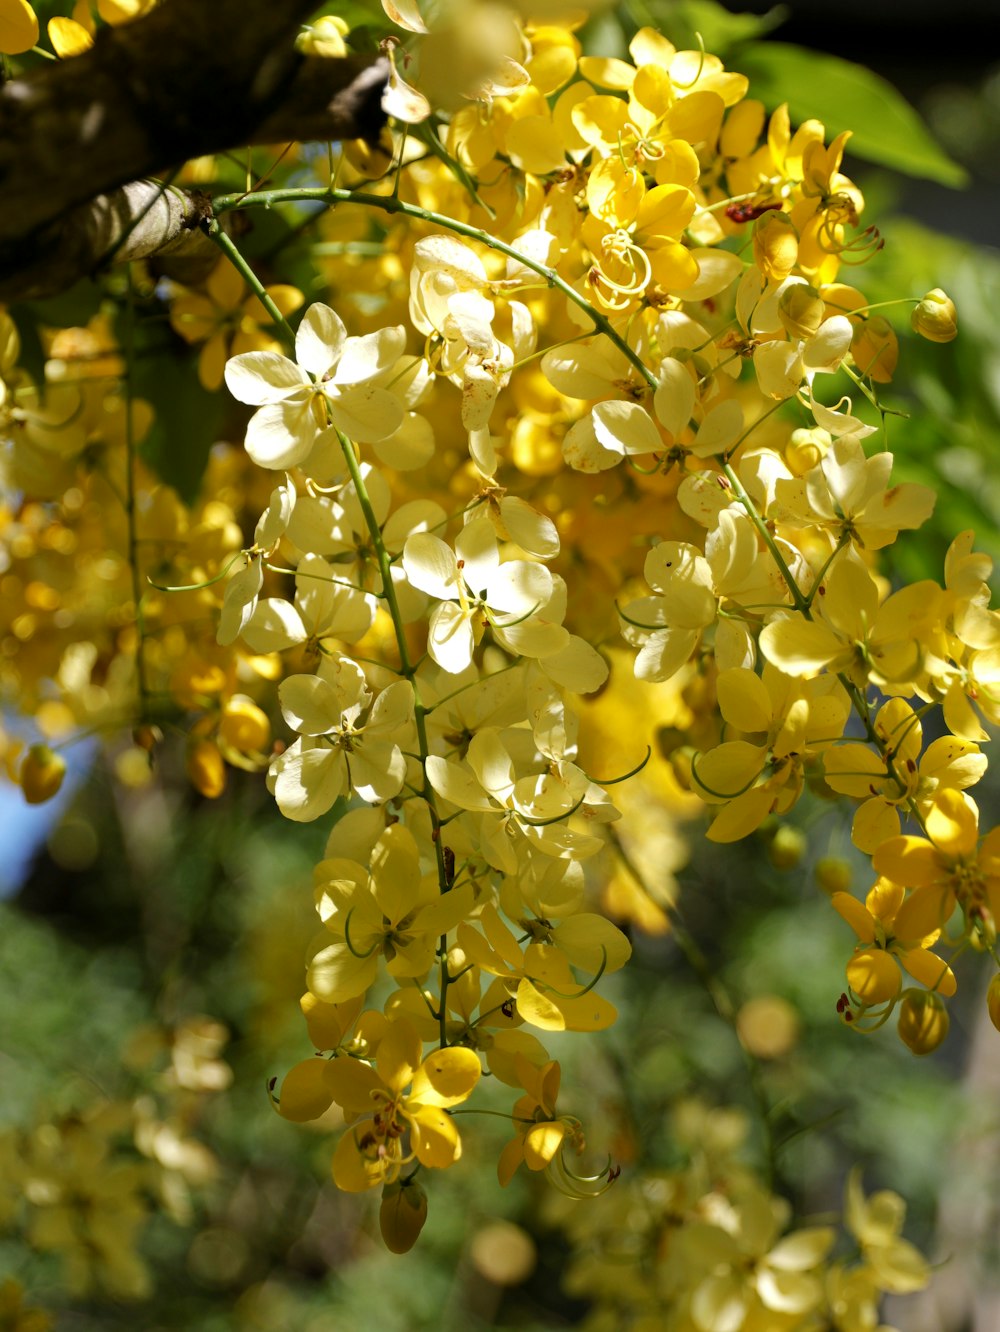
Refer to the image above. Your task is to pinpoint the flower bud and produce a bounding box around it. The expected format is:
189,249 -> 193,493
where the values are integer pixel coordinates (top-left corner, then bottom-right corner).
911,289 -> 957,343
296,15 -> 349,58
20,744 -> 67,805
768,825 -> 807,871
815,857 -> 852,895
851,315 -> 899,383
187,739 -> 226,799
969,903 -> 997,949
785,426 -> 830,476
753,212 -> 798,282
218,696 -> 270,758
778,283 -> 824,340
897,990 -> 949,1056
380,1178 -> 428,1254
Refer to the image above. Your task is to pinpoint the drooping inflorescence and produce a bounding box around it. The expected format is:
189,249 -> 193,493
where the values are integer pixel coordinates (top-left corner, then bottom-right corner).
0,0 -> 985,1319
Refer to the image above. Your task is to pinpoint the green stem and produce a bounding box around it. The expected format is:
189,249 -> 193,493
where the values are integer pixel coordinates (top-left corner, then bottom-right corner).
212,186 -> 658,392
205,220 -> 296,347
334,428 -> 454,1046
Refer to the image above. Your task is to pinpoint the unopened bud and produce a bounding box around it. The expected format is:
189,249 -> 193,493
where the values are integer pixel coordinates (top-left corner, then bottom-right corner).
785,426 -> 830,476
778,283 -> 825,340
20,744 -> 67,805
816,857 -> 852,895
911,289 -> 957,343
852,315 -> 899,383
753,211 -> 798,282
296,16 -> 349,58
768,825 -> 807,871
897,990 -> 949,1056
969,903 -> 997,949
380,1178 -> 428,1254
218,696 -> 270,757
187,739 -> 226,799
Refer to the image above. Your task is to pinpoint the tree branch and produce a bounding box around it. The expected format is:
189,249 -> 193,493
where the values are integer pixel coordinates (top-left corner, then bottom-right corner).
0,0 -> 388,300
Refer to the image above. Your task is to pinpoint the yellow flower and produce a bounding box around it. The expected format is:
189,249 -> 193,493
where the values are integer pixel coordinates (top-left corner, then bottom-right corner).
822,696 -> 985,854
831,877 -> 956,1007
457,902 -> 621,1032
325,1017 -> 481,1191
170,262 -> 303,391
692,664 -> 849,843
306,824 -> 475,1002
873,788 -> 1000,944
497,1056 -> 582,1186
759,551 -> 940,691
845,1168 -> 929,1293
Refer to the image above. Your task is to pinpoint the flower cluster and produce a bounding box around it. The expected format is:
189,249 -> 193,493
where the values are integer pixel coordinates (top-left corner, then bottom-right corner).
0,1016 -> 227,1302
0,0 -> 973,1307
558,1102 -> 929,1332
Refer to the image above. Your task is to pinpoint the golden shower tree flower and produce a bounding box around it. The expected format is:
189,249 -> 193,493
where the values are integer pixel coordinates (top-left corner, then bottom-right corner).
324,1017 -> 481,1192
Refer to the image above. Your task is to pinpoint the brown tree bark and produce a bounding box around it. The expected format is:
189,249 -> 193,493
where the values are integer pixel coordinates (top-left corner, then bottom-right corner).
0,0 -> 388,300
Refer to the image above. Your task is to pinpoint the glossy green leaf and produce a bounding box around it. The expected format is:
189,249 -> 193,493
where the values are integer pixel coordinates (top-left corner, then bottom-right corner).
650,0 -> 788,54
736,42 -> 968,187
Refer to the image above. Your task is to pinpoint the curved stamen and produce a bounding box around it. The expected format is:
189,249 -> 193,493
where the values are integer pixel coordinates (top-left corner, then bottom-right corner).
689,748 -> 763,801
583,746 -> 652,786
343,907 -> 381,959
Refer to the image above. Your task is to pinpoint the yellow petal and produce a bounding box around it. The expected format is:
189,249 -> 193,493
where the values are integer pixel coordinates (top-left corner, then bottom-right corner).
692,741 -> 767,802
325,1056 -> 383,1113
872,836 -> 941,889
717,668 -> 772,733
706,786 -> 775,843
846,948 -> 901,1005
892,885 -> 955,941
760,615 -> 843,677
1,0 -> 38,54
925,789 -> 979,858
48,15 -> 91,55
831,892 -> 876,944
380,1179 -> 428,1253
523,1120 -> 569,1170
851,796 -> 900,856
376,1016 -> 423,1095
411,1105 -> 461,1168
277,1058 -> 336,1122
410,1046 -> 482,1108
497,1135 -> 525,1187
898,947 -> 957,997
332,1126 -> 383,1192
381,0 -> 427,32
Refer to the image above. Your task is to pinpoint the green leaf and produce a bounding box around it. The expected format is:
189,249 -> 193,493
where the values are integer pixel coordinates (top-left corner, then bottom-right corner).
736,42 -> 968,188
648,0 -> 788,55
126,327 -> 226,503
